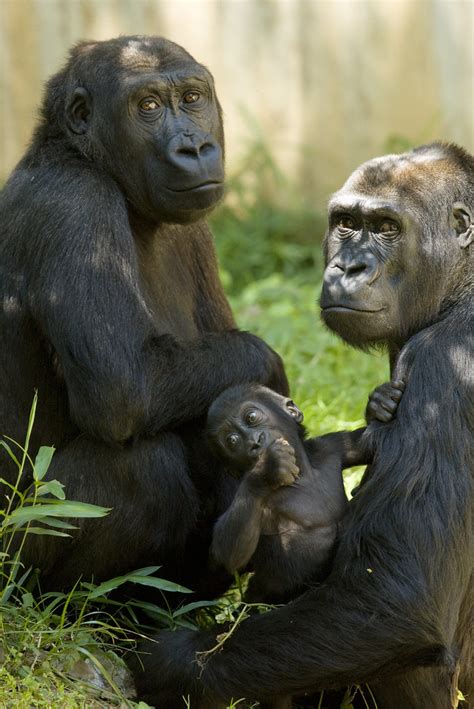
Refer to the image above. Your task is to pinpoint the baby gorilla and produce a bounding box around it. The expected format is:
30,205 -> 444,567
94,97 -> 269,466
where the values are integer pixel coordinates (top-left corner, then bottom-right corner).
207,381 -> 403,602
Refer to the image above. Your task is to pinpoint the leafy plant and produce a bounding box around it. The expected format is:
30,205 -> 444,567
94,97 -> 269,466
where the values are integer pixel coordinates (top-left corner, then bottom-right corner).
0,393 -> 111,603
0,394 -> 193,706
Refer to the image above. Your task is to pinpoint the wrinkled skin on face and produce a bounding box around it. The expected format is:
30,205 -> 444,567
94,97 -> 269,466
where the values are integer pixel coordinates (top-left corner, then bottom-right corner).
57,36 -> 225,223
320,144 -> 474,350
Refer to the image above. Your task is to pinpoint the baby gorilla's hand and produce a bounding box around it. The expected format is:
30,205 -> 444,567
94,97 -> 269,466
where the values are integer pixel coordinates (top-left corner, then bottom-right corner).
366,379 -> 405,423
263,437 -> 300,489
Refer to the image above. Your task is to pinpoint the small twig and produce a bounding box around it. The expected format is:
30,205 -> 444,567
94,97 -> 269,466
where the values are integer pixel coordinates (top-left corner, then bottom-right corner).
195,604 -> 250,670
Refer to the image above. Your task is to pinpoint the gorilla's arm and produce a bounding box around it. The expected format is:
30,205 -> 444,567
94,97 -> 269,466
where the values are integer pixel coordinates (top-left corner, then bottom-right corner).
305,427 -> 369,469
132,325 -> 471,703
179,224 -> 289,396
304,379 -> 404,469
211,440 -> 300,572
25,170 -> 284,443
211,474 -> 266,573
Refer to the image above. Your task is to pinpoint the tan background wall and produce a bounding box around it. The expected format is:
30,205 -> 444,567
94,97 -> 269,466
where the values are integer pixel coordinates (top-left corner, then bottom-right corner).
1,0 -> 473,204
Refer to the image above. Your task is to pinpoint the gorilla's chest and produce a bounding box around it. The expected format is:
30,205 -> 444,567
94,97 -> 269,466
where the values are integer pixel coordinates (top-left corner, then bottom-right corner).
135,229 -> 200,340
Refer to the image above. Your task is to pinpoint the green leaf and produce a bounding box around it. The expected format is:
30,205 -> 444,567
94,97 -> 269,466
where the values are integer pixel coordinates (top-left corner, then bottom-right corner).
123,565 -> 161,577
340,687 -> 357,708
173,600 -> 218,617
86,575 -> 139,599
31,516 -> 77,530
128,599 -> 173,620
3,501 -> 111,527
14,527 -> 71,537
87,570 -> 191,600
36,480 -> 65,499
33,446 -> 56,481
22,592 -> 34,608
126,575 -> 192,594
1,584 -> 15,604
0,440 -> 21,467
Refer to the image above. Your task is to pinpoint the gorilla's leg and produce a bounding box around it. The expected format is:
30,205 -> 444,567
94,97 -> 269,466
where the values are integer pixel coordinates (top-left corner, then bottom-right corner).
20,433 -> 200,590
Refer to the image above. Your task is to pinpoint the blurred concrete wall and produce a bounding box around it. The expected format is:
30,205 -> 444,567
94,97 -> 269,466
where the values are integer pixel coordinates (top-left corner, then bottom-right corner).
0,0 -> 472,204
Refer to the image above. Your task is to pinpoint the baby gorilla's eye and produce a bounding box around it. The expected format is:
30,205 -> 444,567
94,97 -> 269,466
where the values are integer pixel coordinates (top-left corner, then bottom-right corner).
245,411 -> 259,425
226,433 -> 240,448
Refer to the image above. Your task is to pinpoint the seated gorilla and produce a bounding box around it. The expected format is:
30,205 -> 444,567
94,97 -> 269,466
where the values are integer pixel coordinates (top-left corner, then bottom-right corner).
0,36 -> 288,593
131,143 -> 473,709
208,381 -> 403,602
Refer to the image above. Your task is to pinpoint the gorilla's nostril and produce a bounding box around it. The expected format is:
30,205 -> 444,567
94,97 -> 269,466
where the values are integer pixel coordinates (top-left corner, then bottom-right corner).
199,142 -> 215,157
347,263 -> 367,276
177,145 -> 199,158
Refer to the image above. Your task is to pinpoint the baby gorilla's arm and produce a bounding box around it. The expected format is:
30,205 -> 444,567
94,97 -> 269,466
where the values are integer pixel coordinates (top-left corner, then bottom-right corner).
306,379 -> 405,469
211,441 -> 299,574
211,475 -> 265,573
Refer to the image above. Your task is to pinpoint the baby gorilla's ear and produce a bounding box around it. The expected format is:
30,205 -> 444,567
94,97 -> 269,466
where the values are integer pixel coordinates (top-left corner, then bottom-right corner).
285,399 -> 304,423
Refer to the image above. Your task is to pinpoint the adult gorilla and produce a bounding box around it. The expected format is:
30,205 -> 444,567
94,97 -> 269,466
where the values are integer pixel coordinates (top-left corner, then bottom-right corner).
134,143 -> 473,708
0,36 -> 287,591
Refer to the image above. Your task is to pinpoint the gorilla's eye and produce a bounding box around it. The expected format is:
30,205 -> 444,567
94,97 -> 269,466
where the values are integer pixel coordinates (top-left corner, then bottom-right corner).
245,411 -> 259,426
337,216 -> 356,232
139,98 -> 160,112
226,433 -> 240,448
378,220 -> 400,236
183,91 -> 201,104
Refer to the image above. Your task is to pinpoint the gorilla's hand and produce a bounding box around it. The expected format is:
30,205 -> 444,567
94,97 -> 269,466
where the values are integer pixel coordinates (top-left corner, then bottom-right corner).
261,438 -> 299,488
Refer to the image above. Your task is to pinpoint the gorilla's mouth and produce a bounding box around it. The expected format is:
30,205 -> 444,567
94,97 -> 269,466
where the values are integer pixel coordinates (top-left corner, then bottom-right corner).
321,306 -> 385,314
167,181 -> 224,193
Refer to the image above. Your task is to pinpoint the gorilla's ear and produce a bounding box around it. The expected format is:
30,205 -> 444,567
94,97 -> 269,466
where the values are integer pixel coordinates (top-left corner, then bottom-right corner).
66,87 -> 91,135
286,400 -> 304,423
451,203 -> 473,249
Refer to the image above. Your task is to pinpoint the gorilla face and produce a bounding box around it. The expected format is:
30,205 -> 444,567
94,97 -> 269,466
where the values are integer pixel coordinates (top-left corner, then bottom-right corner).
65,36 -> 225,224
320,146 -> 474,348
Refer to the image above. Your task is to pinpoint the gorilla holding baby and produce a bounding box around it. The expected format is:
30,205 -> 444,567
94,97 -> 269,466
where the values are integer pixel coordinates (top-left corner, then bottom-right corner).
135,143 -> 473,709
0,36 -> 288,592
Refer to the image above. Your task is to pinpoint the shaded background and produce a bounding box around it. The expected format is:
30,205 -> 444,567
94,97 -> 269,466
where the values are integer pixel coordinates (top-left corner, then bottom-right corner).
1,0 -> 473,205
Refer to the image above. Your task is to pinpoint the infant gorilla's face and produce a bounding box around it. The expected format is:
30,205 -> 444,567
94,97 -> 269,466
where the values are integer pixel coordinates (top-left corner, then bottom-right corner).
214,395 -> 303,472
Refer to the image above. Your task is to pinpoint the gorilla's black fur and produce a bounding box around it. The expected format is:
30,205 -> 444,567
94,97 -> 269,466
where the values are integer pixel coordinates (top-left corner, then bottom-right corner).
0,36 -> 288,593
133,143 -> 473,708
